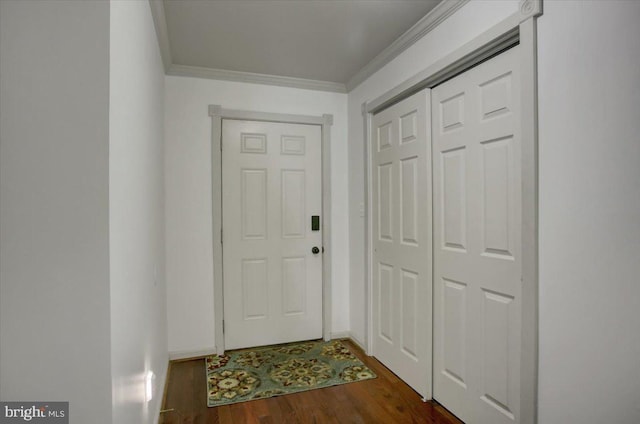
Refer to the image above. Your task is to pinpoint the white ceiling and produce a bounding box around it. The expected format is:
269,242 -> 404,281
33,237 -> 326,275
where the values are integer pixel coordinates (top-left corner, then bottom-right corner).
162,0 -> 443,87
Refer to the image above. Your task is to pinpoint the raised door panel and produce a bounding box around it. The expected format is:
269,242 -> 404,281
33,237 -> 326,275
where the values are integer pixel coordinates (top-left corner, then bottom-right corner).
481,290 -> 515,420
281,170 -> 305,239
400,157 -> 419,246
377,121 -> 393,151
378,263 -> 394,343
242,169 -> 267,240
281,135 -> 306,155
481,136 -> 514,259
442,278 -> 467,388
377,163 -> 394,242
441,148 -> 467,251
480,72 -> 512,121
400,111 -> 418,144
242,258 -> 268,320
282,257 -> 306,316
440,93 -> 465,133
241,133 -> 267,154
400,269 -> 419,360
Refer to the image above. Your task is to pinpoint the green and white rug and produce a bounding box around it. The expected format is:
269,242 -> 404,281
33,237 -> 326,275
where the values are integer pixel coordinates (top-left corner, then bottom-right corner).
206,339 -> 376,407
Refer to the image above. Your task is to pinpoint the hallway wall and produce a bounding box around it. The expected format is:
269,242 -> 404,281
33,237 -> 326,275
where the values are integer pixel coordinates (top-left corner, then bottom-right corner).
0,1 -> 112,422
110,1 -> 169,423
537,2 -> 640,422
164,77 -> 350,354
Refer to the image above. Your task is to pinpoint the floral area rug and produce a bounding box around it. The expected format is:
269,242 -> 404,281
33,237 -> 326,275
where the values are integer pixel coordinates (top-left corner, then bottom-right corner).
206,339 -> 376,407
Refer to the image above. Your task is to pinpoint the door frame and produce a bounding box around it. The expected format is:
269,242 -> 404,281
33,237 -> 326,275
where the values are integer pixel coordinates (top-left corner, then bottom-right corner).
208,106 -> 334,354
363,1 -> 541,423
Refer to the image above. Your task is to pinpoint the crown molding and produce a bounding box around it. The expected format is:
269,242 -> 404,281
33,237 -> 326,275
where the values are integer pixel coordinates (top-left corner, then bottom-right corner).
148,0 -> 172,72
150,0 -> 467,94
167,64 -> 347,93
346,0 -> 470,92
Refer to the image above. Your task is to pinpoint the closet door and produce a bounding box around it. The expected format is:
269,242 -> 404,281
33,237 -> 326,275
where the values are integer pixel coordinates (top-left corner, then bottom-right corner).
432,46 -> 522,423
371,88 -> 432,398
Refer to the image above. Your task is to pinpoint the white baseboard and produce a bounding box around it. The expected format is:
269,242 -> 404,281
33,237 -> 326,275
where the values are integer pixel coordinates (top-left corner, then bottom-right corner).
330,331 -> 350,340
330,331 -> 367,353
348,334 -> 367,352
168,347 -> 217,361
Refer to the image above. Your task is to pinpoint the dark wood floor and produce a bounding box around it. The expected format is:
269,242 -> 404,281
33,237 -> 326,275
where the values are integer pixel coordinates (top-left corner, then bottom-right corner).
160,339 -> 462,424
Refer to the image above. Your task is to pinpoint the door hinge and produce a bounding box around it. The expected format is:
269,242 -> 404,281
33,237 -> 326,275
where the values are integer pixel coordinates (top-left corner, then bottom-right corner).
221,228 -> 223,244
222,320 -> 225,333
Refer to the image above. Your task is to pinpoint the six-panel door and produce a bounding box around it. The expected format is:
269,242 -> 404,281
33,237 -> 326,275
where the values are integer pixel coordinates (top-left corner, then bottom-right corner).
222,119 -> 323,350
372,89 -> 432,399
432,47 -> 522,424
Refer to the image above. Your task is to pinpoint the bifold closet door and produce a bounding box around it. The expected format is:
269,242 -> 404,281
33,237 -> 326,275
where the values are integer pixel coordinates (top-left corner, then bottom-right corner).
432,46 -> 522,424
371,88 -> 432,399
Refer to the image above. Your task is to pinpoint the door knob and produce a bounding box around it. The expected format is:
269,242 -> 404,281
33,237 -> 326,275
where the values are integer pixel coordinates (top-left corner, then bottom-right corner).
312,246 -> 320,254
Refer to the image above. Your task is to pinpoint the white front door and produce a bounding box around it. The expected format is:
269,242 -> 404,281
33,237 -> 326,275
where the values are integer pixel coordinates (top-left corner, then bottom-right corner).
222,119 -> 323,350
371,88 -> 432,398
432,46 -> 522,423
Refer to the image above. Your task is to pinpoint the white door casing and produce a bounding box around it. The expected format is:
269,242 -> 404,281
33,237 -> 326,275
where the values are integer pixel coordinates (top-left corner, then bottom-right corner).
371,89 -> 432,399
222,119 -> 323,350
432,47 -> 522,423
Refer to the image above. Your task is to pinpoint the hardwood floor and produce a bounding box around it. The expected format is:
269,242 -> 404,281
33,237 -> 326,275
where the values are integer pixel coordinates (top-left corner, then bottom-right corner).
160,339 -> 462,424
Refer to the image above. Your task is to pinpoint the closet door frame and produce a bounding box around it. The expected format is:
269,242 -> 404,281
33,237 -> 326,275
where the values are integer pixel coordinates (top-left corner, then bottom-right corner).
363,2 -> 542,424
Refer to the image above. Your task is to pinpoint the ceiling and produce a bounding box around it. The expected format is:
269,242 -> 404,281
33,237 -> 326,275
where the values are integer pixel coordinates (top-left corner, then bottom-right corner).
159,0 -> 451,91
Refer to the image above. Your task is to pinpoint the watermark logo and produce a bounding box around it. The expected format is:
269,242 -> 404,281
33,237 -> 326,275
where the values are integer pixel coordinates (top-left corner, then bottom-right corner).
0,402 -> 68,424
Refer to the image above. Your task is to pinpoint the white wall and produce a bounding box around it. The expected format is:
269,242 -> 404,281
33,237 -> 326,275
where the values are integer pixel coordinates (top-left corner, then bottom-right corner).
0,1 -> 112,423
347,0 -> 518,346
109,1 -> 168,423
537,2 -> 640,423
165,77 -> 349,354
